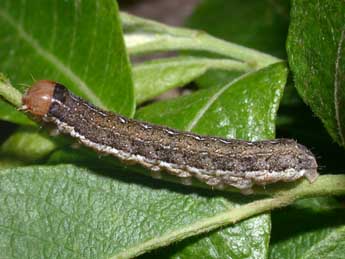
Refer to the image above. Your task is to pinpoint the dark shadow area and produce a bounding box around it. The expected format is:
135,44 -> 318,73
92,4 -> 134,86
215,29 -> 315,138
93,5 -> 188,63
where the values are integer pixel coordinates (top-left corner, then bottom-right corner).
0,120 -> 17,144
270,205 -> 345,245
277,83 -> 345,174
118,0 -> 200,26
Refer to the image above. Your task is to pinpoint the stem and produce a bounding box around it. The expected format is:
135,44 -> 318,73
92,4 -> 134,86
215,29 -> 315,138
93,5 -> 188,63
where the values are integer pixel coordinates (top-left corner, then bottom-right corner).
121,12 -> 280,69
0,73 -> 22,108
183,57 -> 253,71
115,174 -> 345,259
134,57 -> 253,72
134,57 -> 252,104
126,34 -> 279,69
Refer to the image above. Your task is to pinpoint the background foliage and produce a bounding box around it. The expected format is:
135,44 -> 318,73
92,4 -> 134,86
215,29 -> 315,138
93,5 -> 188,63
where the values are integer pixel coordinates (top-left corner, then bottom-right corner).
0,0 -> 344,258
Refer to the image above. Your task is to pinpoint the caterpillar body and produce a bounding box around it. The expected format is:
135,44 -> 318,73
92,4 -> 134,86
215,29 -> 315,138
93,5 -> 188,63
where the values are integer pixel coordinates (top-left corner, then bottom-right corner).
22,80 -> 318,194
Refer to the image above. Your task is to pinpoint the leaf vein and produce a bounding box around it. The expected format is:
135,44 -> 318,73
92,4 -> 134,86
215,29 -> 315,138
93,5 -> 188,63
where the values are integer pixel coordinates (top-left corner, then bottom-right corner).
185,72 -> 250,131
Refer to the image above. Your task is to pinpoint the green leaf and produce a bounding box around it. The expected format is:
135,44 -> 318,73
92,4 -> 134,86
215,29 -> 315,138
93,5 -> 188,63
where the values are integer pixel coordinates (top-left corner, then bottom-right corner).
140,217 -> 270,259
2,171 -> 344,258
0,0 -> 134,124
133,56 -> 252,104
269,198 -> 345,259
301,227 -> 345,259
136,62 -> 287,140
287,0 -> 345,146
1,127 -> 59,162
0,164 -> 267,259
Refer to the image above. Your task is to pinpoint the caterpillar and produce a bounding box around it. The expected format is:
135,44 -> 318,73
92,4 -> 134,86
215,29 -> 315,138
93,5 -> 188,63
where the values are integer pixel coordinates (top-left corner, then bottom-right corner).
22,80 -> 318,194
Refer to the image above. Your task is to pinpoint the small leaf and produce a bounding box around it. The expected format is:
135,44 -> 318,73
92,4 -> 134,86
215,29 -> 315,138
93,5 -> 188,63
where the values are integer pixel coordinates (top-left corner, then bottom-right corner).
1,127 -> 58,162
0,0 -> 134,124
134,56 -> 251,104
287,0 -> 345,146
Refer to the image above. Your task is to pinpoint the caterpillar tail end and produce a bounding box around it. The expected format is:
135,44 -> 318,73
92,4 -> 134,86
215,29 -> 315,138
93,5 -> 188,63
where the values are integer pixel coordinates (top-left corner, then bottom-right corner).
304,169 -> 319,183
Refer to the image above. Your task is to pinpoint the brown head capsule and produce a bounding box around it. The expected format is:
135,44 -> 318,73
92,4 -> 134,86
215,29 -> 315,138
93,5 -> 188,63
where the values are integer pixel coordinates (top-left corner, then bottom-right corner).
22,80 -> 56,116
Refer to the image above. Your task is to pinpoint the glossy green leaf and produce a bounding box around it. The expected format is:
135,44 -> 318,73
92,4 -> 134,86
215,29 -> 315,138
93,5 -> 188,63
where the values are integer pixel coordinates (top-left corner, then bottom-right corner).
269,198 -> 345,259
287,0 -> 345,146
0,0 -> 134,125
134,56 -> 252,104
137,62 -> 287,141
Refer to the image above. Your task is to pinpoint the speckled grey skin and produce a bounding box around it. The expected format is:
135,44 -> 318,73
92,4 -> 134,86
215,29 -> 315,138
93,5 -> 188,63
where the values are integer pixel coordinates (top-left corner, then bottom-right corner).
43,84 -> 318,193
